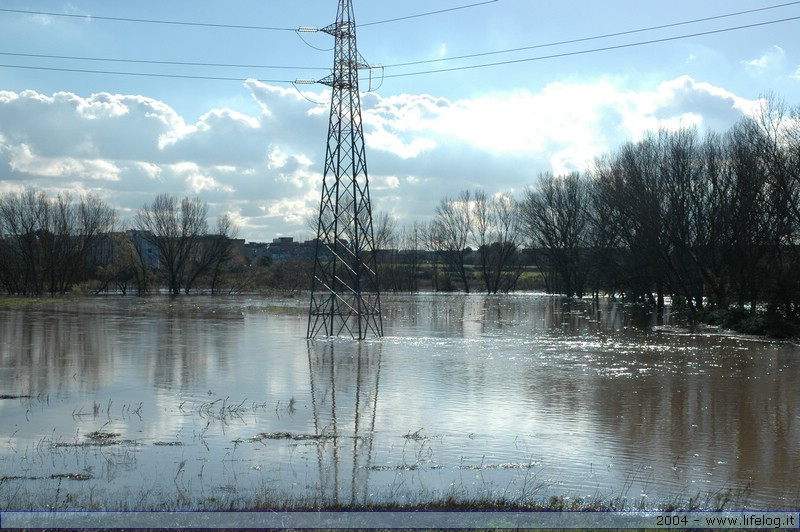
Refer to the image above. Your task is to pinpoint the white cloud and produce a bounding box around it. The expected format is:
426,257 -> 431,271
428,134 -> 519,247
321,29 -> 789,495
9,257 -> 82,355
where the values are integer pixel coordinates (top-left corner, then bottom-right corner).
76,93 -> 130,120
134,162 -> 162,180
0,76 -> 757,240
7,143 -> 121,181
366,127 -> 437,159
272,152 -> 317,190
362,76 -> 755,176
265,196 -> 316,226
623,76 -> 757,137
167,162 -> 234,194
384,175 -> 401,189
742,45 -> 786,75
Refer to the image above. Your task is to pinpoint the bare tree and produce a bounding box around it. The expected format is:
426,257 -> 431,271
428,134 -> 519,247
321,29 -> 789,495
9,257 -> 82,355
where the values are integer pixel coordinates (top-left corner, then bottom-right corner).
72,193 -> 116,291
735,97 -> 800,318
472,190 -> 523,294
186,213 -> 240,295
0,189 -> 50,294
399,220 -> 426,292
431,189 -> 473,292
422,220 -> 443,292
134,194 -> 209,295
656,127 -> 707,310
586,154 -> 628,297
372,211 -> 397,251
0,189 -> 114,294
371,211 -> 402,291
522,172 -> 591,297
689,130 -> 734,309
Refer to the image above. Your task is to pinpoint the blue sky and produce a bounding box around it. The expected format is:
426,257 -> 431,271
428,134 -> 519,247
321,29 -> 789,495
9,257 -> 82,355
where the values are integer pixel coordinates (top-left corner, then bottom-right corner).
1,1 -> 799,242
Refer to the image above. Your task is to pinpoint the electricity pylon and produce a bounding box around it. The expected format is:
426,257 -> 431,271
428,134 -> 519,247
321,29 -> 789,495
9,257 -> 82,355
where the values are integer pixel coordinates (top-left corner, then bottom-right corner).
307,0 -> 383,340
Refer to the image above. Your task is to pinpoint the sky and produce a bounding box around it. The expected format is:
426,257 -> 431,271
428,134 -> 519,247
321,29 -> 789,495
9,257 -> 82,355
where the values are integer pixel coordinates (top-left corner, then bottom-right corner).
1,0 -> 799,243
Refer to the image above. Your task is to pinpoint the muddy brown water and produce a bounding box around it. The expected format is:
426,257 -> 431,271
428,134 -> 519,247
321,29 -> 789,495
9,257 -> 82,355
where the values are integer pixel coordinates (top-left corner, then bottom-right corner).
0,294 -> 798,510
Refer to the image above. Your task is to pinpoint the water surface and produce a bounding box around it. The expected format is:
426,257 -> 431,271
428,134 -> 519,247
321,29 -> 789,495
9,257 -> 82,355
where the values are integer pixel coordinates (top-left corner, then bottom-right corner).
1,294 -> 798,510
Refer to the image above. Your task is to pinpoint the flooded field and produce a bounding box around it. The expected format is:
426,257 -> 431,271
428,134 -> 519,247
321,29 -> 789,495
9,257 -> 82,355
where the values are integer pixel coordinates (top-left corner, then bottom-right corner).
1,293 -> 798,510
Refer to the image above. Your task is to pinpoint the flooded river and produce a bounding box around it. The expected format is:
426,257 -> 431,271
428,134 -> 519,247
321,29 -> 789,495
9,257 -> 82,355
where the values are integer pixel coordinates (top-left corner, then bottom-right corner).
0,294 -> 798,510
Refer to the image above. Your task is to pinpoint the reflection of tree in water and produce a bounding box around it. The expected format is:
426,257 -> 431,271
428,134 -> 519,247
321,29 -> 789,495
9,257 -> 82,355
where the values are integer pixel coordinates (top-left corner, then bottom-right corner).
0,302 -> 246,395
525,335 -> 800,506
383,294 -> 675,339
307,341 -> 381,506
0,306 -> 112,394
147,313 -> 240,391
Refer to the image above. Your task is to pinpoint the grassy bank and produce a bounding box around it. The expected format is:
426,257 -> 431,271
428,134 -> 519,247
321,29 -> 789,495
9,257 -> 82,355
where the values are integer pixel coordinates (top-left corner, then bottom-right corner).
1,473 -> 755,512
1,495 -> 756,532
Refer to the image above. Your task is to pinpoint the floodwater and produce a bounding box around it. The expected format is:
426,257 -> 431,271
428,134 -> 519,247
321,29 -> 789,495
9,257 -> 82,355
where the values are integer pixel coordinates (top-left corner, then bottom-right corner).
0,294 -> 798,510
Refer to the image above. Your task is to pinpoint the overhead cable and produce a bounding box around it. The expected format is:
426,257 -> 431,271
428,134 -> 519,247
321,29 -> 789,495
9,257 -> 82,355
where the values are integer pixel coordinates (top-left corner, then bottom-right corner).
0,63 -> 294,84
3,2 -> 796,77
360,1 -> 498,27
1,11 -> 797,84
0,1 -> 500,32
383,15 -> 800,79
0,8 -> 297,32
0,51 -> 328,72
384,0 -> 800,69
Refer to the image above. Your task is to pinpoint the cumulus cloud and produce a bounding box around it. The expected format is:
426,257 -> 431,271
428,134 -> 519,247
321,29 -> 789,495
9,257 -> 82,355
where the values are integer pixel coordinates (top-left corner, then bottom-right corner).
742,45 -> 786,75
7,143 -> 121,181
0,76 -> 756,241
627,76 -> 757,138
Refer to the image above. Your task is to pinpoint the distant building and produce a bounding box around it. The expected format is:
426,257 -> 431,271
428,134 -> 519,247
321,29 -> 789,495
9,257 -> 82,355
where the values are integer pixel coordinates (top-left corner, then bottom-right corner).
270,237 -> 316,261
243,236 -> 315,263
244,237 -> 317,263
243,241 -> 271,264
228,238 -> 246,259
128,230 -> 161,270
81,230 -> 161,271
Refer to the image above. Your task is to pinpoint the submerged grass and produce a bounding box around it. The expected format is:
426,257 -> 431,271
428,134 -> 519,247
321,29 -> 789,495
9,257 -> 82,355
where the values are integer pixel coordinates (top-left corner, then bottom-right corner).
0,296 -> 64,308
0,395 -> 764,519
0,413 -> 764,532
0,467 -> 757,512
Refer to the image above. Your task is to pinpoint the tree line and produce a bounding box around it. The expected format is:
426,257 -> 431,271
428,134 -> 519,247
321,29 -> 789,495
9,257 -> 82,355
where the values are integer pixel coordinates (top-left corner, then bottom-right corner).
0,190 -> 115,295
3,96 -> 800,333
0,191 -> 251,296
525,96 -> 800,326
374,96 -> 799,332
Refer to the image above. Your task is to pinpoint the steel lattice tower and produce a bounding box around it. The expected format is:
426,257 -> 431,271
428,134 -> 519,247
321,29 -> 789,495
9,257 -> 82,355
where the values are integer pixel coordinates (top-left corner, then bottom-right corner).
307,0 -> 383,340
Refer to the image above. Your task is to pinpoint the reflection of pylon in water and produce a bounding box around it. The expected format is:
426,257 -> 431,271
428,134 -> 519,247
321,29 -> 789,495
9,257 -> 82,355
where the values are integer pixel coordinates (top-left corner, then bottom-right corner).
307,343 -> 382,505
307,0 -> 383,340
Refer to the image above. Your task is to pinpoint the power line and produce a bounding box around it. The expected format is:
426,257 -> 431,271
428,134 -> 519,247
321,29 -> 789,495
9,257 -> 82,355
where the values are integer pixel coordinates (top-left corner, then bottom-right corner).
0,1 -> 499,32
0,51 -> 328,72
1,9 -> 797,85
0,8 -> 297,32
384,1 -> 800,69
3,1 -> 796,79
0,63 -> 295,84
360,0 -> 498,27
383,15 -> 800,79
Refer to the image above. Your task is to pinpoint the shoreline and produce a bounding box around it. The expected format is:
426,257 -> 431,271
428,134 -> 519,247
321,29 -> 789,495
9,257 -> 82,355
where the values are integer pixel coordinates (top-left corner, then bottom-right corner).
4,292 -> 799,341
